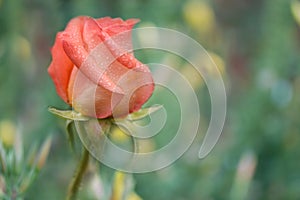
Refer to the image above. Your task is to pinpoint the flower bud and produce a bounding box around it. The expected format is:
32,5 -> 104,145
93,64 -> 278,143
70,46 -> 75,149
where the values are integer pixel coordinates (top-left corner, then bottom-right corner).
0,120 -> 16,148
36,137 -> 52,170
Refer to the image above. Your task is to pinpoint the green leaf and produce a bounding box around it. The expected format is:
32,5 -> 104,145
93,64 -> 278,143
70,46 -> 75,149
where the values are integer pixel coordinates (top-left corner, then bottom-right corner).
26,143 -> 38,168
0,142 -> 6,173
36,136 -> 52,170
19,168 -> 38,194
48,107 -> 89,121
66,120 -> 76,153
126,105 -> 163,121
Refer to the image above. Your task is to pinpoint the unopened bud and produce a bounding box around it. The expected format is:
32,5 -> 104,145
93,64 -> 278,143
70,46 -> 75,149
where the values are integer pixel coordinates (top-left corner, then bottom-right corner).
0,120 -> 16,148
36,137 -> 52,170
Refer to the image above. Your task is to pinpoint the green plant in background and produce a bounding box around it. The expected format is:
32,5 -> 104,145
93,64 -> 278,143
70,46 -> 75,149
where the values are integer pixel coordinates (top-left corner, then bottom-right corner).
0,120 -> 51,200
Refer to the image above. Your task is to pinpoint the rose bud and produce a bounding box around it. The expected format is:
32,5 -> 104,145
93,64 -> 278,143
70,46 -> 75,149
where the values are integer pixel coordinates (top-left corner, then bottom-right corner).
48,16 -> 154,118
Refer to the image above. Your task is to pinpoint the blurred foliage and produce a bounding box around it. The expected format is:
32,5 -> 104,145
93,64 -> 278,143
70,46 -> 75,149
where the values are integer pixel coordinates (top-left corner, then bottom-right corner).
0,0 -> 300,199
0,120 -> 51,199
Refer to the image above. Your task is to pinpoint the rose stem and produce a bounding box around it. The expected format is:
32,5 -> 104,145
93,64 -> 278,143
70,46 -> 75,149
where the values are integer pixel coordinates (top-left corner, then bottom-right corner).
66,147 -> 89,200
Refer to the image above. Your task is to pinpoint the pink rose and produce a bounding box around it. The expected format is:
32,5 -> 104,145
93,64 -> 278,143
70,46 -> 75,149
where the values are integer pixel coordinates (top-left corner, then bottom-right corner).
48,16 -> 154,118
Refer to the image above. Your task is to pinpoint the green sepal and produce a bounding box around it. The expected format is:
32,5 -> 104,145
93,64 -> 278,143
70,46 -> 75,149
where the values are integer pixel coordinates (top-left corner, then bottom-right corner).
65,120 -> 76,153
126,105 -> 162,121
48,107 -> 89,121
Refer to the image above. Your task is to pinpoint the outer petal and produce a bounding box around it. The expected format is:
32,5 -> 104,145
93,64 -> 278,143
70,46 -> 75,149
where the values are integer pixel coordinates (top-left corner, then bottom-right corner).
63,17 -> 124,95
96,17 -> 139,35
96,17 -> 140,33
69,59 -> 154,118
102,61 -> 154,117
68,67 -> 124,118
47,32 -> 74,103
62,16 -> 89,68
96,17 -> 139,56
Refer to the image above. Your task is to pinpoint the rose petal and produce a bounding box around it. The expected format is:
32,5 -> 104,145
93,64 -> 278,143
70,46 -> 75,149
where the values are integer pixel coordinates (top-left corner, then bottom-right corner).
108,61 -> 154,117
68,67 -> 124,118
83,18 -> 103,52
48,32 -> 74,103
62,16 -> 89,67
63,17 -> 124,95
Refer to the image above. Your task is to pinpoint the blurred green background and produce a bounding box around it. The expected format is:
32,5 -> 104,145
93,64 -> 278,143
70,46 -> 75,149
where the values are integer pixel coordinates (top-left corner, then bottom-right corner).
1,0 -> 300,199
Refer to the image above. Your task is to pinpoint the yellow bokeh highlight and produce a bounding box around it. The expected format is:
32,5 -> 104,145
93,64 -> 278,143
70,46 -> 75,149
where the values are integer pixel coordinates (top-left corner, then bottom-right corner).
111,171 -> 142,200
110,126 -> 155,153
180,62 -> 204,89
183,1 -> 216,34
136,139 -> 155,153
111,171 -> 125,200
13,36 -> 31,61
291,0 -> 300,26
0,120 -> 16,148
110,127 -> 129,142
180,51 -> 225,89
127,192 -> 142,200
208,51 -> 225,75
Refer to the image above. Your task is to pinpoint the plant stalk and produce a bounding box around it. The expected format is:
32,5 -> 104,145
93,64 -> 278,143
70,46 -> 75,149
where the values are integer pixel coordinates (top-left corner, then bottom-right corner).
66,147 -> 89,200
